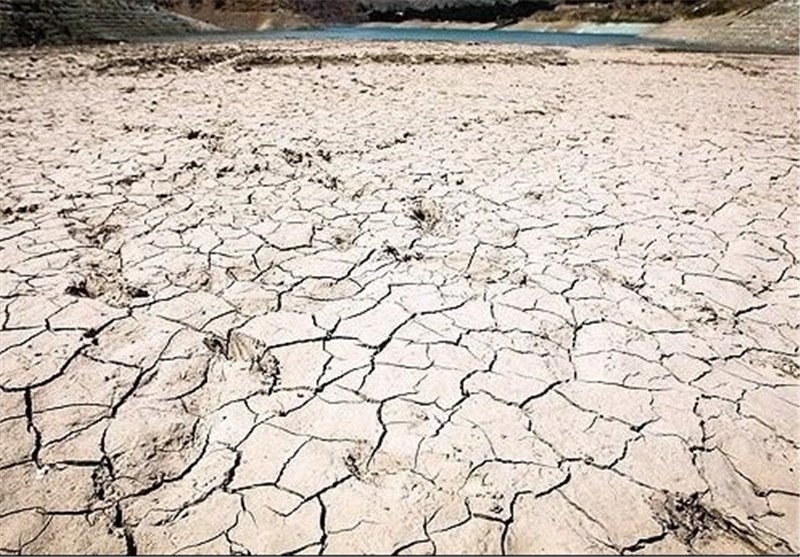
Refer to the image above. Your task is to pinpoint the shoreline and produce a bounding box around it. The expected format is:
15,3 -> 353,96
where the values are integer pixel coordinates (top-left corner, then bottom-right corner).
357,19 -> 658,36
2,20 -> 795,57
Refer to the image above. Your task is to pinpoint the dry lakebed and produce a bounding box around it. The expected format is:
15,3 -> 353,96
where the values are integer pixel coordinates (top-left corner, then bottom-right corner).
0,40 -> 798,554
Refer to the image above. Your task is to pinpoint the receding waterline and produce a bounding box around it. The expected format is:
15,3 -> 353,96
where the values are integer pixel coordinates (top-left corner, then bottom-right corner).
262,25 -> 654,46
173,25 -> 661,47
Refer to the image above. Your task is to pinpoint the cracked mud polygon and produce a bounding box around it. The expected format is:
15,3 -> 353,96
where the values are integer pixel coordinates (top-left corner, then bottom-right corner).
0,41 -> 798,554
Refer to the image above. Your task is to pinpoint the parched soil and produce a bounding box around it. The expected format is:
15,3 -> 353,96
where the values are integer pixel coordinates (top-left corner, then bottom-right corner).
0,41 -> 798,554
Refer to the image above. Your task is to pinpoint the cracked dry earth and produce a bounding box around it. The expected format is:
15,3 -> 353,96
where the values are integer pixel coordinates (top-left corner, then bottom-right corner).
0,40 -> 798,555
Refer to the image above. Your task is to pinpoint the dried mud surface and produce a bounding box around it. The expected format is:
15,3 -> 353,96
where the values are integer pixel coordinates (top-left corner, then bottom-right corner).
0,41 -> 798,554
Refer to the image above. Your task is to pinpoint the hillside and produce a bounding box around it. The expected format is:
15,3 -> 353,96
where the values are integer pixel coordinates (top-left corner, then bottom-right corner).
0,0 -> 792,44
0,0 -> 211,46
163,0 -> 781,29
647,0 -> 798,51
360,0 -> 776,23
155,0 -> 359,28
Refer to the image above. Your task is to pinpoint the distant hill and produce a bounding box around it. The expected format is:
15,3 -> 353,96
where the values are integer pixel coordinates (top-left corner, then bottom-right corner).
360,0 -> 554,23
153,0 -> 779,29
359,0 -> 776,23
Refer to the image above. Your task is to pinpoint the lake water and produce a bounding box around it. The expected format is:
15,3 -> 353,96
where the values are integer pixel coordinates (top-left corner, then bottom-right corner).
255,25 -> 657,47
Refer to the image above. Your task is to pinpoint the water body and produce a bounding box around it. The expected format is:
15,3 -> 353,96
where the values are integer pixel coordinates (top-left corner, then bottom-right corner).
256,25 -> 657,47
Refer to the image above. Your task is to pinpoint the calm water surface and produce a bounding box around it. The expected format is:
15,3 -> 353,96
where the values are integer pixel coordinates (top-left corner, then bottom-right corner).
256,25 -> 656,47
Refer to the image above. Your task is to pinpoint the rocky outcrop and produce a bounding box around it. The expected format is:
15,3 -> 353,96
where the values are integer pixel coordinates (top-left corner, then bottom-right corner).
155,0 -> 359,30
155,0 -> 308,30
0,0 -> 212,47
647,0 -> 800,53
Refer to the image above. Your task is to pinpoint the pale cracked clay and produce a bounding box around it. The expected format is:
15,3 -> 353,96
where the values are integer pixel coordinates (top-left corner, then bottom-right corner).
0,40 -> 798,555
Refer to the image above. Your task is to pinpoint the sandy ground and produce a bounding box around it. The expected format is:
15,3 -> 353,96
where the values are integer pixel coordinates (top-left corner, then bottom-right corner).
0,40 -> 798,554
